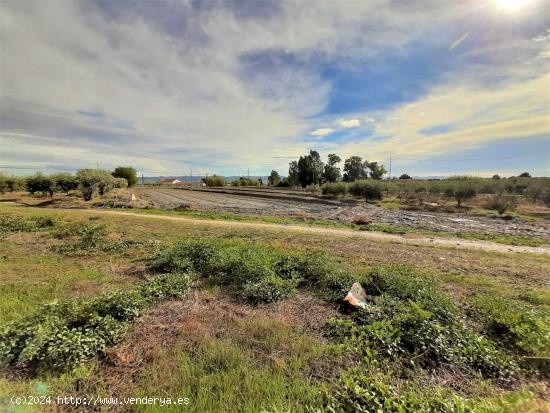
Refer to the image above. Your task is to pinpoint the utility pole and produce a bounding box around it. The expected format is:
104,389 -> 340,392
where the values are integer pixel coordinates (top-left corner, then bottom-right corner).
190,168 -> 193,183
141,173 -> 144,185
389,156 -> 392,180
247,168 -> 250,181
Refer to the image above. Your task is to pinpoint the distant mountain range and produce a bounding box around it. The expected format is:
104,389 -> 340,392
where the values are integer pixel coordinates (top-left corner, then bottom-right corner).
141,175 -> 269,183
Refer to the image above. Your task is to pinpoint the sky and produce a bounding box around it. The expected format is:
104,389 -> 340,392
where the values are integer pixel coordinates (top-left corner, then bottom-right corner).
1,0 -> 549,178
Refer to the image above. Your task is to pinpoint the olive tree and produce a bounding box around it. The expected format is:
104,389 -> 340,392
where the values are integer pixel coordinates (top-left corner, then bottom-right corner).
51,172 -> 79,194
349,180 -> 383,202
25,173 -> 55,198
76,169 -> 115,201
444,182 -> 476,207
112,166 -> 138,187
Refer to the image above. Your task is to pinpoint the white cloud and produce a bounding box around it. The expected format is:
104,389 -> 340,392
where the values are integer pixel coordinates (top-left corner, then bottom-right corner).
336,118 -> 360,128
310,128 -> 335,137
0,0 -> 548,175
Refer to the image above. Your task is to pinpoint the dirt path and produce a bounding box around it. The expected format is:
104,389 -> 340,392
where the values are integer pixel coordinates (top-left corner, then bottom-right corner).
86,209 -> 550,255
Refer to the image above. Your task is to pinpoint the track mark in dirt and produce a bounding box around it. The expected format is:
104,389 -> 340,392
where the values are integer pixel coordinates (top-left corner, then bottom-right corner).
85,209 -> 550,255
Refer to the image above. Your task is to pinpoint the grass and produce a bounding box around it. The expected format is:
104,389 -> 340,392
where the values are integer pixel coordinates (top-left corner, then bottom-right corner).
0,204 -> 549,412
132,316 -> 339,413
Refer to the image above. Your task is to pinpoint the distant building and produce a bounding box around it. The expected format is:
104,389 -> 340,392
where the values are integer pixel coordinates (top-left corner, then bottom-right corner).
160,178 -> 180,186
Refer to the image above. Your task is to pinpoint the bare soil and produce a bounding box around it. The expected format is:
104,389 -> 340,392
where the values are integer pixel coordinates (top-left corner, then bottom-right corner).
135,188 -> 550,239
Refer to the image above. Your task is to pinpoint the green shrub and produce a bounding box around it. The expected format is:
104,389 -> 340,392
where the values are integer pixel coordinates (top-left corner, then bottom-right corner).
483,193 -> 518,215
149,239 -> 341,304
349,180 -> 383,202
51,222 -> 145,255
321,182 -> 348,197
326,367 -> 472,412
469,297 -> 550,357
0,214 -> 58,238
330,266 -> 520,382
51,172 -> 79,194
25,173 -> 55,197
0,273 -> 191,373
112,166 -> 138,187
202,175 -> 225,187
76,169 -> 115,201
0,173 -> 25,193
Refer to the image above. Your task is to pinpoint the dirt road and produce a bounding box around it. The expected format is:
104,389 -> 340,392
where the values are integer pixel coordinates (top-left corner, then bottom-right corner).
87,209 -> 550,256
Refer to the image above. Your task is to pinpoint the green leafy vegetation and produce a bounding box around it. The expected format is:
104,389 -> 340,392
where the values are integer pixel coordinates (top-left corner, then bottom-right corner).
0,273 -> 191,374
0,213 -> 58,238
202,175 -> 225,187
51,221 -> 148,255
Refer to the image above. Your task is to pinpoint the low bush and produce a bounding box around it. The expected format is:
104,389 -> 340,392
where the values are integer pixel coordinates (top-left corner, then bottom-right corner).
149,239 -> 338,304
330,266 -> 520,382
0,213 -> 58,238
325,367 -> 472,412
304,184 -> 320,194
51,222 -> 146,255
25,173 -> 55,198
468,296 -> 550,357
202,175 -> 225,187
0,173 -> 25,193
483,193 -> 518,215
349,180 -> 383,202
0,273 -> 191,373
321,182 -> 348,197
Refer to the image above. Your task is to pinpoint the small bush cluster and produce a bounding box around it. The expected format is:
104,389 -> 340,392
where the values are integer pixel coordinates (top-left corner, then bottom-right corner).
0,213 -> 58,238
0,273 -> 191,373
468,296 -> 550,357
349,180 -> 383,202
0,173 -> 25,193
330,265 -> 520,382
326,367 -> 472,412
483,193 -> 518,215
149,239 -> 337,304
51,222 -> 145,256
202,175 -> 225,187
321,182 -> 348,197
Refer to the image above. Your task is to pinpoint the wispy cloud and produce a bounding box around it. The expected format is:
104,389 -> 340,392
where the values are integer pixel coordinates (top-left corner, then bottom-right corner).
1,0 -> 548,176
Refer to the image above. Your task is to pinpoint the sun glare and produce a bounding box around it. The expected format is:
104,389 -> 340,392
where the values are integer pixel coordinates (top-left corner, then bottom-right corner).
494,0 -> 531,12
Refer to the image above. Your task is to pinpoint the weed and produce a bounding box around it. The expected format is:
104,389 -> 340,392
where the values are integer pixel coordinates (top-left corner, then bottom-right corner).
0,273 -> 191,374
51,222 -> 146,255
0,213 -> 58,238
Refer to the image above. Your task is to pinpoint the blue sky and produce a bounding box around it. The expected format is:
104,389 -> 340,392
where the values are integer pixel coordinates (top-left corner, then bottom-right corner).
0,0 -> 549,177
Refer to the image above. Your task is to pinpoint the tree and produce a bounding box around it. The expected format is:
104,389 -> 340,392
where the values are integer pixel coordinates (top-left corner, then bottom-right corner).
25,173 -> 55,198
492,174 -> 501,180
323,153 -> 341,183
287,161 -> 300,187
268,170 -> 281,186
296,150 -> 324,187
367,162 -> 387,180
51,172 -> 79,194
399,174 -> 412,180
343,156 -> 368,182
112,166 -> 138,187
349,180 -> 382,202
0,174 -> 25,193
76,169 -> 114,201
202,175 -> 225,187
444,183 -> 476,207
518,172 -> 531,178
